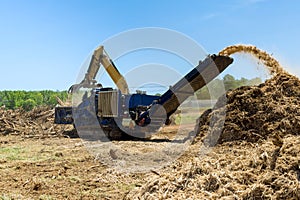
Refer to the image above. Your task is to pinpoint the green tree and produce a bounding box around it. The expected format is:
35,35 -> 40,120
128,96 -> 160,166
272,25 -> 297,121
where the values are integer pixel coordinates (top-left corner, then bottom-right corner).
3,91 -> 16,109
223,74 -> 237,91
195,86 -> 210,100
195,74 -> 263,100
29,92 -> 43,105
0,90 -> 68,110
21,99 -> 36,111
249,77 -> 262,85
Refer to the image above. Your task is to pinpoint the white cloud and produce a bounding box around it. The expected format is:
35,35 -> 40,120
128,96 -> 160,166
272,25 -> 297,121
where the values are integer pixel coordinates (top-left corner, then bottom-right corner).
201,13 -> 219,20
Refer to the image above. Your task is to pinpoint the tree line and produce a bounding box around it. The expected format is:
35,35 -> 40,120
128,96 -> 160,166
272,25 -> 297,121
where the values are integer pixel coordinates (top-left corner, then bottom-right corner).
195,74 -> 262,100
0,75 -> 262,110
0,90 -> 68,110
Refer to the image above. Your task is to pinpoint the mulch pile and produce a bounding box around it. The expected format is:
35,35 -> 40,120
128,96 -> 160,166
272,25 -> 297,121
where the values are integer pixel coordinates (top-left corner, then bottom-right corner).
196,72 -> 300,145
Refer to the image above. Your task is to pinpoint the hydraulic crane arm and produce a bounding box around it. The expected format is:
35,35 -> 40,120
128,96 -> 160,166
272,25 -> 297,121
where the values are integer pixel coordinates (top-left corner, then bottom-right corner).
71,46 -> 129,94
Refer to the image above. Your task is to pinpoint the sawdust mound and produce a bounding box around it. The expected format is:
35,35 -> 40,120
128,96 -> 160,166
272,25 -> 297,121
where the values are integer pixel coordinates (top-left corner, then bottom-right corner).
196,45 -> 299,145
196,72 -> 300,144
0,106 -> 73,138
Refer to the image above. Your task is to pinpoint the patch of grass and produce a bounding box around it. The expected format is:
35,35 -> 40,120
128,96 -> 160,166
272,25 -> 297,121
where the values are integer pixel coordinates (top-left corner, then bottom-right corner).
175,114 -> 199,124
0,194 -> 24,200
0,145 -> 65,163
69,176 -> 81,183
116,183 -> 137,191
174,107 -> 210,125
0,195 -> 11,200
0,147 -> 25,161
39,194 -> 53,200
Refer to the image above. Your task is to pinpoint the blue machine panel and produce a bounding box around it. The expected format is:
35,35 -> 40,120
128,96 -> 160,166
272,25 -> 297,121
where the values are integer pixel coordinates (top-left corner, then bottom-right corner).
128,94 -> 159,109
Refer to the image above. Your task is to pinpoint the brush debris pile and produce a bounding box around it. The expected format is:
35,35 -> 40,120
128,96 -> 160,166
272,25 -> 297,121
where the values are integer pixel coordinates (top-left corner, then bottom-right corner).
0,106 -> 72,138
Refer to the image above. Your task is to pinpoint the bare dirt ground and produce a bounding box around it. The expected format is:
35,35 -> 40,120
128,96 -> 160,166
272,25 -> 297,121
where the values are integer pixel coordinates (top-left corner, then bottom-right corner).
1,122 -> 299,199
1,45 -> 300,199
0,124 -> 200,199
0,135 -> 148,199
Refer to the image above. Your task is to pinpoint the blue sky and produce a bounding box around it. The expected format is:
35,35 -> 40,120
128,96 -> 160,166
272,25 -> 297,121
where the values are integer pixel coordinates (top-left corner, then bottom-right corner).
0,0 -> 300,91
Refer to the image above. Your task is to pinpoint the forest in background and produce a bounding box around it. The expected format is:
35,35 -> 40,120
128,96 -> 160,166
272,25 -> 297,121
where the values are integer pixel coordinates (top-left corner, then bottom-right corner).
0,75 -> 262,110
0,90 -> 68,111
195,74 -> 262,99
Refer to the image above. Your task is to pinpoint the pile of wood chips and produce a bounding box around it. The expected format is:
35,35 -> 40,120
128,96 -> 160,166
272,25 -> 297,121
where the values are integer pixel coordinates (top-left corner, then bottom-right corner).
0,106 -> 73,138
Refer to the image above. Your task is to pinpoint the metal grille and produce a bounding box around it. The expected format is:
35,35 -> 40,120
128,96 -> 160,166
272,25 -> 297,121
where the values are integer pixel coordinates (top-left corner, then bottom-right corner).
97,90 -> 118,117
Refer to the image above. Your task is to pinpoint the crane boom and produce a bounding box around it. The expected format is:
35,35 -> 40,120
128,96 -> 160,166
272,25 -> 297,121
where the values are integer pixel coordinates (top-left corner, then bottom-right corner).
73,46 -> 129,94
